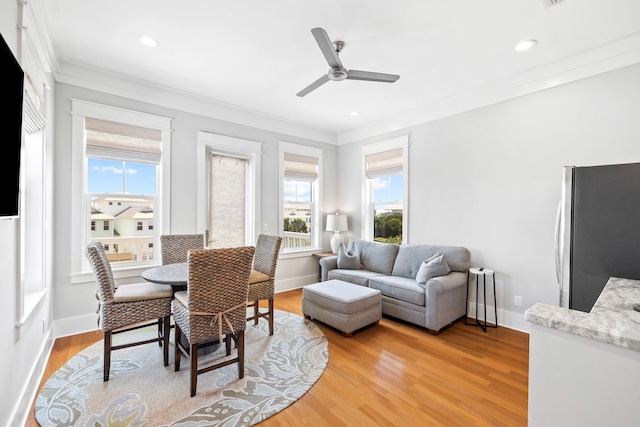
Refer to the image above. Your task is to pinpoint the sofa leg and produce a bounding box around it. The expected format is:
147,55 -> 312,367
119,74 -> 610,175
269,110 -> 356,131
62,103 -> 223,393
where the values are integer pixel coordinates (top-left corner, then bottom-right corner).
428,329 -> 440,336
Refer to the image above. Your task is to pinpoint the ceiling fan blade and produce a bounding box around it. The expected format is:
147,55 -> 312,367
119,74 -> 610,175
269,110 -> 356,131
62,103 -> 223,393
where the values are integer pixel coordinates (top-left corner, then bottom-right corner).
346,70 -> 400,83
296,74 -> 330,97
311,27 -> 343,69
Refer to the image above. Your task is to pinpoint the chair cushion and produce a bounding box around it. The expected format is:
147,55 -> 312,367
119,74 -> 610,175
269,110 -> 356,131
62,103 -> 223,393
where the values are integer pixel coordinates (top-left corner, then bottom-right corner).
173,290 -> 188,308
348,237 -> 399,275
113,282 -> 173,303
416,253 -> 451,285
249,269 -> 270,284
337,242 -> 361,270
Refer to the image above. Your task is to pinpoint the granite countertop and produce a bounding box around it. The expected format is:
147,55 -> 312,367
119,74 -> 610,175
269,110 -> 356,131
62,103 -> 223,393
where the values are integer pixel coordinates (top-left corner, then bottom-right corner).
525,277 -> 640,352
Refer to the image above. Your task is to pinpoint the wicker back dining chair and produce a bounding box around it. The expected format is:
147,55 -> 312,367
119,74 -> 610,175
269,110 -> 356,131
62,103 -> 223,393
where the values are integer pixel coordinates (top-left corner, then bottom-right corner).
172,246 -> 255,397
85,241 -> 173,382
160,233 -> 205,265
247,234 -> 282,335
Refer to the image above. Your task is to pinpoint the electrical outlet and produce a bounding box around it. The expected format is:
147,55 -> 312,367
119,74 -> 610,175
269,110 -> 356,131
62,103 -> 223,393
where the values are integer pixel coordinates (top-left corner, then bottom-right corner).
514,295 -> 522,307
262,223 -> 268,232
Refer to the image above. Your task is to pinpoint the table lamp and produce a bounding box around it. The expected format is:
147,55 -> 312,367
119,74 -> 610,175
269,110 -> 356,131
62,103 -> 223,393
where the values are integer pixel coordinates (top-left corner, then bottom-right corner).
326,213 -> 348,253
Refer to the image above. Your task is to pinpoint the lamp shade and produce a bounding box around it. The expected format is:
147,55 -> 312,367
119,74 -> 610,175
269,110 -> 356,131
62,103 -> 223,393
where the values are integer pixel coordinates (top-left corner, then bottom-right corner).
326,213 -> 348,232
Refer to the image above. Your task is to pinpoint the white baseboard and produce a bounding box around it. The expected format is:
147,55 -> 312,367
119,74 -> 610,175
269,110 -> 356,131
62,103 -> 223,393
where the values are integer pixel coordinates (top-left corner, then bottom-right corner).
11,327 -> 54,427
274,275 -> 317,293
467,303 -> 531,334
54,313 -> 100,338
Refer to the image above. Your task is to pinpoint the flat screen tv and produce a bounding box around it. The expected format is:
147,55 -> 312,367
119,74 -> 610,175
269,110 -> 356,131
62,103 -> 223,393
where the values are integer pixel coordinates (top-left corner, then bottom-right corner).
0,32 -> 25,218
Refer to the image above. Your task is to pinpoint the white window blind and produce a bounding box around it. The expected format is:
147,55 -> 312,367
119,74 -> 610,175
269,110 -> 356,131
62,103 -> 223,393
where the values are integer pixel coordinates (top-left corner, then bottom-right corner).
284,153 -> 318,181
208,153 -> 247,248
23,92 -> 46,135
365,148 -> 403,179
85,118 -> 162,164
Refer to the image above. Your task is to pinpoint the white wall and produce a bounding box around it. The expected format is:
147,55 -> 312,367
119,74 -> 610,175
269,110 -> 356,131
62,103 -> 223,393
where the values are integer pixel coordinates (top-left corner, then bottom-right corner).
338,63 -> 640,332
52,83 -> 339,328
1,2 -> 56,426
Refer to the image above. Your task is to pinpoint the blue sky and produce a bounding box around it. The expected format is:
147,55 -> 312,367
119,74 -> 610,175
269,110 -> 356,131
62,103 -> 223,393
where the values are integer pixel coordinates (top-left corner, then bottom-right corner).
88,158 -> 156,195
373,175 -> 403,202
88,159 -> 401,201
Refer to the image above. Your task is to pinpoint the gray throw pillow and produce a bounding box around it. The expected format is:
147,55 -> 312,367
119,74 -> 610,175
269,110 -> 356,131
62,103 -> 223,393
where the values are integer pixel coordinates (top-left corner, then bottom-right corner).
337,242 -> 361,270
416,253 -> 451,285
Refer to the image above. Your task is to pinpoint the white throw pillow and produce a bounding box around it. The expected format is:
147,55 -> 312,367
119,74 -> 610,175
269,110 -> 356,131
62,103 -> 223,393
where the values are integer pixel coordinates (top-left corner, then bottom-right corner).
337,242 -> 361,270
416,253 -> 451,285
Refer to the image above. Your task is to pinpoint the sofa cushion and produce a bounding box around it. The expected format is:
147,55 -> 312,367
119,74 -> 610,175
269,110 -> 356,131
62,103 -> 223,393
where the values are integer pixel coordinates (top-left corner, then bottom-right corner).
369,275 -> 425,306
391,244 -> 471,278
416,253 -> 451,285
328,269 -> 384,287
348,237 -> 399,275
337,242 -> 360,270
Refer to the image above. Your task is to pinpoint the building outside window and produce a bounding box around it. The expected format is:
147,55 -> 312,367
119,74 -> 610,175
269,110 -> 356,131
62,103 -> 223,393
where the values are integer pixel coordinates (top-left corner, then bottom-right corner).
362,136 -> 408,244
280,142 -> 323,252
70,100 -> 171,275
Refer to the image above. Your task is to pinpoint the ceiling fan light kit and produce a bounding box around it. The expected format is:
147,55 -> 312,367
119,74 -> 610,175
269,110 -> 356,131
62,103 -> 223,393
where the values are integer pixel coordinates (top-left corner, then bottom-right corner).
297,27 -> 400,97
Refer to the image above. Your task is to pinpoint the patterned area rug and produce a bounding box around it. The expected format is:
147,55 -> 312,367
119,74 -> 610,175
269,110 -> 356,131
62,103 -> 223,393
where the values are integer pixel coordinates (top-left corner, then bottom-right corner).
35,310 -> 328,426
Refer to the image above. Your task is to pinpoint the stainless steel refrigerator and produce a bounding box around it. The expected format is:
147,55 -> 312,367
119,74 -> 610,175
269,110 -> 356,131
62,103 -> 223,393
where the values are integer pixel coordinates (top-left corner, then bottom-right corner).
555,162 -> 640,312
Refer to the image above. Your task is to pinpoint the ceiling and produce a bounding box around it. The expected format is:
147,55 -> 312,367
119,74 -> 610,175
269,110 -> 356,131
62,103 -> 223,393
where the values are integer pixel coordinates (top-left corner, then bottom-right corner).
32,0 -> 640,143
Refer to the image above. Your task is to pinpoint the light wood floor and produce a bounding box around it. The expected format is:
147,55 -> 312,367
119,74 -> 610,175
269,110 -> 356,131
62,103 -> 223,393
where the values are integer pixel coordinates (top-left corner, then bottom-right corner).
26,289 -> 529,426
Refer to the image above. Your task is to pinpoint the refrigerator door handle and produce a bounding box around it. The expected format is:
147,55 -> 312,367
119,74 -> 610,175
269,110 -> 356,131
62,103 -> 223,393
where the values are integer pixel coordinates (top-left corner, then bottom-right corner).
554,199 -> 562,286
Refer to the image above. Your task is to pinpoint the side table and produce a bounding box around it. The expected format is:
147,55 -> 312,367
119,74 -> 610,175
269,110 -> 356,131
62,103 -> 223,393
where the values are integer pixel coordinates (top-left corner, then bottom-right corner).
312,252 -> 336,281
465,267 -> 498,332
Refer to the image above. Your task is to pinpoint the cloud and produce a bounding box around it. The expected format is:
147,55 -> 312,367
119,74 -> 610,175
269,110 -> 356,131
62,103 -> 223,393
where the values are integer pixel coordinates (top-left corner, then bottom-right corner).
92,165 -> 137,175
372,177 -> 390,190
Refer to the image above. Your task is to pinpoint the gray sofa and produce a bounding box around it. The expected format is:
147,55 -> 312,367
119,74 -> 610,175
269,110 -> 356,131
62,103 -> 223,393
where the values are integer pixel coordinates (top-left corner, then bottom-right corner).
319,237 -> 471,334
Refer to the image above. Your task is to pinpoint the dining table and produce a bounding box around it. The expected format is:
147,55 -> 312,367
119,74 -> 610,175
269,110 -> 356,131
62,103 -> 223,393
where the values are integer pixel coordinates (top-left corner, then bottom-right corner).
141,262 -> 220,355
141,262 -> 188,291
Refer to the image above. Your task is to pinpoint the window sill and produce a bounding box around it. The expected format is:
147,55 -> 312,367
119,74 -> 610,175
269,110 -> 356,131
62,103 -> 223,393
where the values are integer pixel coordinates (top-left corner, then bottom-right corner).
16,288 -> 47,329
70,263 -> 160,285
279,248 -> 325,260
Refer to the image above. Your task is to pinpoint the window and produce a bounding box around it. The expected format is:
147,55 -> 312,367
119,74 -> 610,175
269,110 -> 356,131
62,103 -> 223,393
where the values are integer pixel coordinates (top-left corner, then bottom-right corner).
280,142 -> 323,252
19,102 -> 47,320
196,132 -> 261,248
362,136 -> 408,244
70,100 -> 171,277
91,221 -> 96,231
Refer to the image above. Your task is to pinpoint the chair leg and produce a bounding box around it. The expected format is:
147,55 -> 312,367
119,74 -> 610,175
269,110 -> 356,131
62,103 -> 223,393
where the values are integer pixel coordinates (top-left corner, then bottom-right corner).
163,315 -> 170,366
268,298 -> 274,336
253,300 -> 259,325
103,331 -> 112,382
238,331 -> 245,379
225,334 -> 232,355
157,317 -> 163,347
190,342 -> 198,397
174,324 -> 182,372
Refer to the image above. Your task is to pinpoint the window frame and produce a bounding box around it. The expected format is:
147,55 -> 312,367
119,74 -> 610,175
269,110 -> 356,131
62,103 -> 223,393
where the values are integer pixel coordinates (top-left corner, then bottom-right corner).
361,135 -> 409,244
70,100 -> 172,281
279,141 -> 323,255
196,132 -> 262,246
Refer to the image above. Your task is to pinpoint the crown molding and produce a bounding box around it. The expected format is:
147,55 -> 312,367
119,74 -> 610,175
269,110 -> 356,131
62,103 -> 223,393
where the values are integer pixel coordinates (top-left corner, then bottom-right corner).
338,31 -> 640,145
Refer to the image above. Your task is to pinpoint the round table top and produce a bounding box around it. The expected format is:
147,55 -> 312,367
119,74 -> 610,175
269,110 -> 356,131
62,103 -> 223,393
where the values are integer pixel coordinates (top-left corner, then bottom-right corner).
469,267 -> 494,275
142,262 -> 187,285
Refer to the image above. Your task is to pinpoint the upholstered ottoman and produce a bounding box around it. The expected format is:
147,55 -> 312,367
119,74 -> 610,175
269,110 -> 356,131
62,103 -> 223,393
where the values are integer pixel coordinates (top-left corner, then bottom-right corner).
302,279 -> 382,337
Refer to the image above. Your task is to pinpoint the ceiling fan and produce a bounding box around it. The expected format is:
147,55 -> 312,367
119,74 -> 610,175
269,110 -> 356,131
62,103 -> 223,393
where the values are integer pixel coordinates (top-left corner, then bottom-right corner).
296,27 -> 400,97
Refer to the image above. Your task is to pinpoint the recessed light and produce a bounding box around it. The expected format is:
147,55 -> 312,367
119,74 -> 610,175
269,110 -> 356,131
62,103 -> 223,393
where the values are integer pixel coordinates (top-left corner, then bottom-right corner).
349,111 -> 359,117
515,39 -> 537,52
140,35 -> 158,47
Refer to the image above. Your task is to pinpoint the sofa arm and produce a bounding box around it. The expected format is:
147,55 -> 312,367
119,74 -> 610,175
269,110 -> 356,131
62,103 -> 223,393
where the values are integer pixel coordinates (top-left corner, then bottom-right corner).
424,271 -> 468,331
319,256 -> 337,282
